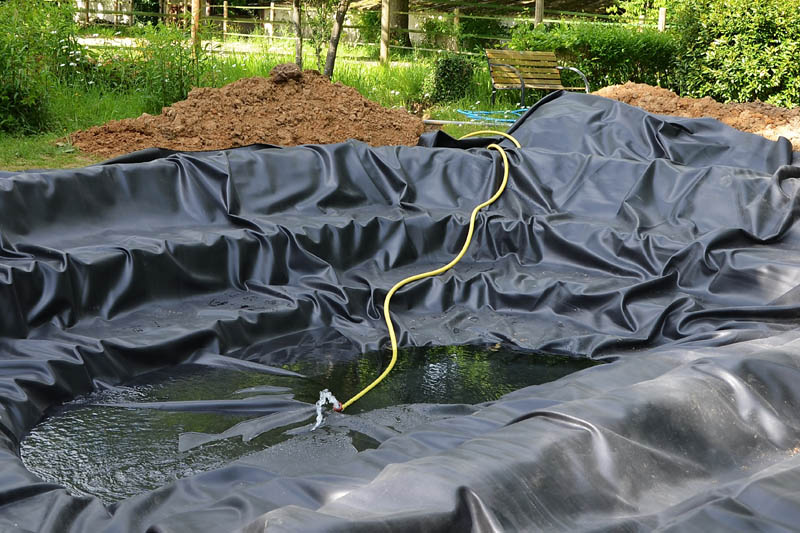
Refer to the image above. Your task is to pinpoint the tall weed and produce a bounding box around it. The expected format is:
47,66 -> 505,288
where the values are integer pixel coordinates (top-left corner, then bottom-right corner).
0,0 -> 83,132
103,24 -> 216,113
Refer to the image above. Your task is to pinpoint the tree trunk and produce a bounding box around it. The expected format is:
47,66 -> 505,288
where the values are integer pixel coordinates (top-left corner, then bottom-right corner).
323,0 -> 351,78
292,0 -> 303,69
390,0 -> 410,48
191,0 -> 201,59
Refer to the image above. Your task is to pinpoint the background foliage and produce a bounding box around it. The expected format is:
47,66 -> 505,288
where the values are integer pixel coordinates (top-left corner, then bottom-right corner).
305,0 -> 337,70
671,0 -> 800,107
0,0 -> 85,132
510,21 -> 679,91
422,53 -> 475,103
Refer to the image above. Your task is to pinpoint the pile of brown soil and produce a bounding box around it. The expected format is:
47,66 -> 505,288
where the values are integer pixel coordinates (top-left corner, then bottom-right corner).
595,82 -> 800,151
72,64 -> 424,158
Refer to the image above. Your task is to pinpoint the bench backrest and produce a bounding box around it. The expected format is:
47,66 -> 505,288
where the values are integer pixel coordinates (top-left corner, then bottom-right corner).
485,49 -> 563,90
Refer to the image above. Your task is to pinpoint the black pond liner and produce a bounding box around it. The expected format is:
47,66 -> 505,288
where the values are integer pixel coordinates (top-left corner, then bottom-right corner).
2,90 -> 800,531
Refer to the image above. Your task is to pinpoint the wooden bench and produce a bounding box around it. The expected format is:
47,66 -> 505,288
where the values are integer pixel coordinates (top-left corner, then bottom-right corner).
485,49 -> 590,106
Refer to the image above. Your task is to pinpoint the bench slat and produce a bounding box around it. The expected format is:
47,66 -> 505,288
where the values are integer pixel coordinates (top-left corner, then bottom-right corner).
491,64 -> 560,71
489,58 -> 558,65
492,77 -> 563,85
491,75 -> 562,82
495,83 -> 565,89
486,50 -> 556,58
490,68 -> 561,77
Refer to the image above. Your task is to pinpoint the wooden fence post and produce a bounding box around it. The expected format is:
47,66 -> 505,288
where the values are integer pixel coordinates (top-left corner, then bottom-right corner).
268,1 -> 275,40
85,0 -> 90,25
453,7 -> 460,51
191,0 -> 201,56
222,0 -> 228,40
534,0 -> 543,27
657,7 -> 666,32
380,0 -> 391,64
292,0 -> 302,68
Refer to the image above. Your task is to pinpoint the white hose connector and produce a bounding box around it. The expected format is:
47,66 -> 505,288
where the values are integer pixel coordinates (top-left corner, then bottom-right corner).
311,389 -> 341,431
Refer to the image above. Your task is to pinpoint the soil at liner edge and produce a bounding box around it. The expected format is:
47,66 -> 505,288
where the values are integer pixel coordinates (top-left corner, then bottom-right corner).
595,82 -> 800,151
71,65 -> 424,158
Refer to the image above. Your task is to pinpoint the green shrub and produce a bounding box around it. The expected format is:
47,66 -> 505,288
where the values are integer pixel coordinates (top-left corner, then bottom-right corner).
421,16 -> 457,49
673,0 -> 800,107
133,0 -> 162,25
0,0 -> 89,133
354,9 -> 380,44
422,54 -> 475,103
510,22 -> 679,91
606,0 -> 670,23
457,15 -> 510,52
111,24 -> 215,113
305,0 -> 336,70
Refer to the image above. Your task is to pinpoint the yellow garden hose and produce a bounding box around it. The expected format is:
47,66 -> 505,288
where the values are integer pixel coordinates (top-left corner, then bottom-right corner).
333,130 -> 522,412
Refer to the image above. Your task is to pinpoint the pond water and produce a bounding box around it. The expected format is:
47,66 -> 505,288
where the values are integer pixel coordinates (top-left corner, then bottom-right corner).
20,345 -> 596,504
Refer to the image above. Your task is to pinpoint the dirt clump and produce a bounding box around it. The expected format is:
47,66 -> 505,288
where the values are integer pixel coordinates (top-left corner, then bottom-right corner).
269,62 -> 303,83
595,82 -> 800,151
72,65 -> 424,158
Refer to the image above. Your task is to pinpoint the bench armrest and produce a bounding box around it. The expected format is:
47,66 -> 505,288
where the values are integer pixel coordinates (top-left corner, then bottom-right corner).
556,66 -> 590,93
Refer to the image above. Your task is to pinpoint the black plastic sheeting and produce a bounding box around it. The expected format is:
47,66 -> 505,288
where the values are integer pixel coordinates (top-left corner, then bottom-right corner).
3,90 -> 800,532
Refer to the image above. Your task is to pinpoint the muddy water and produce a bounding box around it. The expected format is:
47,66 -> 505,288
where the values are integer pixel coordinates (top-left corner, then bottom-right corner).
20,346 -> 596,504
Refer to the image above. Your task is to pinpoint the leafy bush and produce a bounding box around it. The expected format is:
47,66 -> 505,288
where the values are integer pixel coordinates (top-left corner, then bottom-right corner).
421,16 -> 456,49
457,15 -> 510,52
606,0 -> 670,23
353,9 -> 380,44
673,0 -> 800,106
510,22 -> 679,90
0,0 -> 89,133
305,0 -> 336,70
112,24 -> 215,113
133,0 -> 162,25
422,54 -> 475,103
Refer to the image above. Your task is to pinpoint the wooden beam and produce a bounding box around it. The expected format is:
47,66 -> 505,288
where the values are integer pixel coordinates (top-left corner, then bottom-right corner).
191,0 -> 201,56
380,0 -> 391,64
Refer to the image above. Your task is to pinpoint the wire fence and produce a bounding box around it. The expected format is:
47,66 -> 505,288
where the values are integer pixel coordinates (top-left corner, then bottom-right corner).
65,1 -> 669,61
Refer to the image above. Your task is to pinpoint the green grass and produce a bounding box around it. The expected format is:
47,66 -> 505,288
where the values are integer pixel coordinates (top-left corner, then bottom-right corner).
45,84 -> 152,134
0,85 -> 153,171
0,133 -> 101,171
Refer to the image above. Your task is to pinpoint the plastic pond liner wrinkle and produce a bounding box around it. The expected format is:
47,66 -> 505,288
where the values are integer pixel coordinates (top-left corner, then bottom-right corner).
2,90 -> 800,531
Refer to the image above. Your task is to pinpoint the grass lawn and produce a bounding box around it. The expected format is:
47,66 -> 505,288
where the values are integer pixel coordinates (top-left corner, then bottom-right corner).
0,134 -> 102,172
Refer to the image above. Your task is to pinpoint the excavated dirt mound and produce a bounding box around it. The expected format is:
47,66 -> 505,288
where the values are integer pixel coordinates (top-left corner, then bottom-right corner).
72,65 -> 424,158
595,82 -> 800,151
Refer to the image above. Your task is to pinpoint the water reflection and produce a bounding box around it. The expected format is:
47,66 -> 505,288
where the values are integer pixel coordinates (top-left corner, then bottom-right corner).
20,345 -> 596,504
